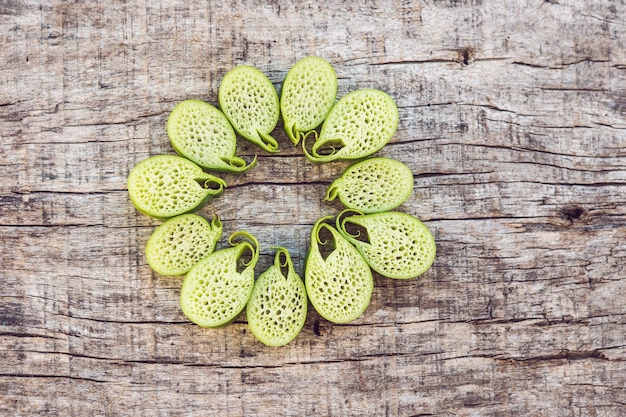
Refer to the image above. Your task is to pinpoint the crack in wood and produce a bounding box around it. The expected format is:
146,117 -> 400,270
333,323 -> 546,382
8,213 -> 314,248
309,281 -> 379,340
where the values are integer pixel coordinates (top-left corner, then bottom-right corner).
504,350 -> 610,363
0,373 -> 109,384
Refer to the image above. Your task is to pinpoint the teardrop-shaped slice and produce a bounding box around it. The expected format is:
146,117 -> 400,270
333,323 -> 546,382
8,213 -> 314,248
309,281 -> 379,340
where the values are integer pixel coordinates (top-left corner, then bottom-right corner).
303,89 -> 398,163
127,155 -> 226,219
218,65 -> 280,153
180,231 -> 259,328
246,247 -> 307,346
167,99 -> 256,173
305,216 -> 373,324
280,56 -> 337,145
336,210 -> 436,279
326,157 -> 414,213
145,213 -> 223,276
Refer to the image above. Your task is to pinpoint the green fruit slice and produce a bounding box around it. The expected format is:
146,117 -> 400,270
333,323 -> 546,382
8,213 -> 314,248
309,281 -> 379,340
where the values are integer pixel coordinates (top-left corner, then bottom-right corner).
127,155 -> 226,219
303,88 -> 399,163
336,210 -> 436,279
180,231 -> 259,328
218,65 -> 280,153
325,157 -> 414,213
280,56 -> 337,145
246,247 -> 307,346
167,99 -> 256,173
145,213 -> 223,276
305,216 -> 373,324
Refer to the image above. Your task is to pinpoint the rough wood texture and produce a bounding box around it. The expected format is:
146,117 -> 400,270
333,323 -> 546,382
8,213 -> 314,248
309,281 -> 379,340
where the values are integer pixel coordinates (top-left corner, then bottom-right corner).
1,1 -> 625,416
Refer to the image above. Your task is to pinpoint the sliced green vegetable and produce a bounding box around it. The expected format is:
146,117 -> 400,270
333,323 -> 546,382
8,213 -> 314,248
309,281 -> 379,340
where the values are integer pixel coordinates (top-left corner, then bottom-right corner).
303,88 -> 399,163
246,247 -> 307,346
336,210 -> 436,279
167,99 -> 256,173
127,155 -> 226,219
145,213 -> 222,276
218,65 -> 280,153
280,56 -> 337,145
326,157 -> 414,213
180,231 -> 259,328
305,216 -> 373,324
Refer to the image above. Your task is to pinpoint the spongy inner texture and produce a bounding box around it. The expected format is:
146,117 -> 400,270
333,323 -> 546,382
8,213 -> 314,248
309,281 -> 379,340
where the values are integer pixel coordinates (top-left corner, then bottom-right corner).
318,90 -> 397,158
282,58 -> 336,131
247,266 -> 306,345
147,215 -> 220,275
306,226 -> 372,323
169,101 -> 236,168
220,67 -> 279,139
181,248 -> 253,326
349,214 -> 435,278
337,159 -> 413,212
129,157 -> 209,217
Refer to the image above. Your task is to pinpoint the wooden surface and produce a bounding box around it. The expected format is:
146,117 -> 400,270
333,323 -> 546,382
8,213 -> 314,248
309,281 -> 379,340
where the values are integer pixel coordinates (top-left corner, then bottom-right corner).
1,1 -> 625,416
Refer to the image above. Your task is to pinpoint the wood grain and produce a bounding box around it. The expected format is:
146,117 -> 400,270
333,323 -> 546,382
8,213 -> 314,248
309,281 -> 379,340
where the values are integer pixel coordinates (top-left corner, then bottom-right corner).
1,0 -> 625,415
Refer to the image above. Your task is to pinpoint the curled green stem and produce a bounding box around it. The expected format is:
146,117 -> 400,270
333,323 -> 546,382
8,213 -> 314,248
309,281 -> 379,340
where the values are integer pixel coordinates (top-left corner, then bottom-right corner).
311,215 -> 335,248
302,131 -> 344,163
229,230 -> 260,270
221,154 -> 258,173
258,131 -> 279,153
270,246 -> 293,279
196,174 -> 226,194
324,178 -> 341,202
337,209 -> 370,244
210,213 -> 222,231
285,121 -> 301,145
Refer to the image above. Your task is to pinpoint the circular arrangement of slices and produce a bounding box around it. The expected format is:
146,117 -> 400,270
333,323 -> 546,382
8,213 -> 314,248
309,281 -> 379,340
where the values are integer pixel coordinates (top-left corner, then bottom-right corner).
127,56 -> 436,346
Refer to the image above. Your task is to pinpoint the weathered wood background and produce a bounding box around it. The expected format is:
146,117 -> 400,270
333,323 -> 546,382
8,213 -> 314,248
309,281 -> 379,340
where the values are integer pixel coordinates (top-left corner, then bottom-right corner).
1,0 -> 625,415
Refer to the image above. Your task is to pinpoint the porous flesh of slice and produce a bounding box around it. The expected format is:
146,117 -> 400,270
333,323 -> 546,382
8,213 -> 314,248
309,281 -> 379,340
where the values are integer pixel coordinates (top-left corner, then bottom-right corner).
180,233 -> 258,328
145,214 -> 222,276
338,211 -> 436,279
218,65 -> 280,152
127,155 -> 225,219
306,89 -> 399,162
246,248 -> 307,346
326,157 -> 414,213
167,100 -> 252,172
280,56 -> 337,144
305,218 -> 373,323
